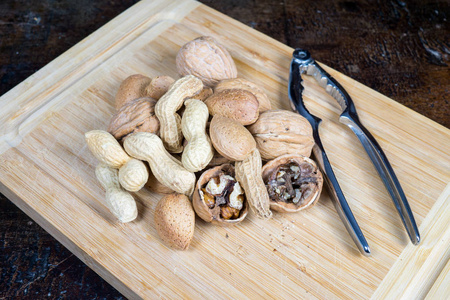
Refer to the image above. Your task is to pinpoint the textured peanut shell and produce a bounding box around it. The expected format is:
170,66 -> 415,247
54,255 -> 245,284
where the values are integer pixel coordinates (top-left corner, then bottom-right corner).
118,158 -> 149,192
209,115 -> 256,161
95,163 -> 137,223
181,99 -> 214,172
215,78 -> 272,112
247,109 -> 315,160
262,154 -> 323,212
176,36 -> 237,87
115,74 -> 151,109
123,132 -> 196,196
205,89 -> 259,125
193,164 -> 248,225
85,130 -> 130,168
154,193 -> 195,250
108,97 -> 159,142
145,171 -> 174,195
155,75 -> 203,153
235,149 -> 272,219
145,75 -> 175,100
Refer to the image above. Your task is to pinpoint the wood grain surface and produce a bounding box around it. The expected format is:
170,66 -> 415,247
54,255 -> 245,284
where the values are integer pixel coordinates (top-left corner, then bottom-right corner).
0,0 -> 448,298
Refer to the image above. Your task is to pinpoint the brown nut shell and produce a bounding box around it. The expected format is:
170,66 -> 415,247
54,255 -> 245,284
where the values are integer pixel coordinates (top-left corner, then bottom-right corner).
145,75 -> 175,100
154,193 -> 195,250
205,89 -> 259,125
145,170 -> 174,195
262,154 -> 323,213
115,74 -> 151,109
191,87 -> 213,102
193,164 -> 248,225
209,115 -> 256,161
206,149 -> 231,168
215,78 -> 272,112
108,97 -> 159,142
176,36 -> 237,87
247,109 -> 315,160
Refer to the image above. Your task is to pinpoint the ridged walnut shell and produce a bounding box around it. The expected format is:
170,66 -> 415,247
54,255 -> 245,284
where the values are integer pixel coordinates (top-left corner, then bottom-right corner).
215,78 -> 272,112
247,109 -> 315,160
154,193 -> 195,250
108,97 -> 159,142
209,115 -> 256,161
193,164 -> 248,225
262,154 -> 323,213
115,74 -> 151,109
205,89 -> 259,125
176,36 -> 237,87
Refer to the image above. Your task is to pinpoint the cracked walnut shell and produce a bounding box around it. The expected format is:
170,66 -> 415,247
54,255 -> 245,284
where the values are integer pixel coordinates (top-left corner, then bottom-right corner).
193,164 -> 248,225
262,154 -> 323,213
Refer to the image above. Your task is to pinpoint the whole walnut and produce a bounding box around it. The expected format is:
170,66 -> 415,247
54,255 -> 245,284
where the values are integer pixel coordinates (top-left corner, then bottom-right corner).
247,109 -> 314,160
108,97 -> 159,142
176,36 -> 237,87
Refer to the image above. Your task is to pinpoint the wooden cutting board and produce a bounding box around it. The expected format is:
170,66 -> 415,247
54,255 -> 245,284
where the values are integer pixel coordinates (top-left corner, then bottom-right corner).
0,0 -> 448,298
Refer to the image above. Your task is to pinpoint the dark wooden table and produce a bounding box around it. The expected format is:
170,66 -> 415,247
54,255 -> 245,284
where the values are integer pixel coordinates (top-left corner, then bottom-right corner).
1,0 -> 448,298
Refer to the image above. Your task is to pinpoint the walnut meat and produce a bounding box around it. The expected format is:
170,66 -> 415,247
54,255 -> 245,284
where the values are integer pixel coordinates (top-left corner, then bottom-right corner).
262,154 -> 323,212
108,97 -> 159,142
247,109 -> 315,160
193,164 -> 248,225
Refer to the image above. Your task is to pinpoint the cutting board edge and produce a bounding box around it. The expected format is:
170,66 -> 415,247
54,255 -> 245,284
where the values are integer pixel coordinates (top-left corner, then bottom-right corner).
0,173 -> 141,300
0,0 -> 201,155
0,0 -> 448,298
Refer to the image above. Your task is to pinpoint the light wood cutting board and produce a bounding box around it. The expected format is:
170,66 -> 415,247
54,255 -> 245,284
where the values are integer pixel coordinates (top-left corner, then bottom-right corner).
0,0 -> 449,299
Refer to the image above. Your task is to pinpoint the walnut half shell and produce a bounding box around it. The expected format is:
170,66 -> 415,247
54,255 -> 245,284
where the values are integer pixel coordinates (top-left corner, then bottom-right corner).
262,154 -> 323,212
193,164 -> 248,225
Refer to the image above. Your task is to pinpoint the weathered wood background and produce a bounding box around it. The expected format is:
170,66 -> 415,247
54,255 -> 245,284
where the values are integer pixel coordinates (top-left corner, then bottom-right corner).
0,0 -> 448,298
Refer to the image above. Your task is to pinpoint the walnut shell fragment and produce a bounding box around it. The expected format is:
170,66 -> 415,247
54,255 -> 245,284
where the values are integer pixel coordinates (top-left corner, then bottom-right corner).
215,78 -> 272,112
108,97 -> 159,142
176,36 -> 237,87
193,164 -> 248,225
262,154 -> 323,213
247,109 -> 315,160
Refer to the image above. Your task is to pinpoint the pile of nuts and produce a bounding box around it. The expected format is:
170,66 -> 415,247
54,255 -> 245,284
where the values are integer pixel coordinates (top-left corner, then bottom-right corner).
85,36 -> 323,250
